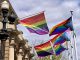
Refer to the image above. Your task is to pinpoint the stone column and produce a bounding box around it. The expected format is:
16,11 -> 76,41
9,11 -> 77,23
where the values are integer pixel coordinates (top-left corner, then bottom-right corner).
9,39 -> 15,60
17,47 -> 23,60
4,39 -> 9,60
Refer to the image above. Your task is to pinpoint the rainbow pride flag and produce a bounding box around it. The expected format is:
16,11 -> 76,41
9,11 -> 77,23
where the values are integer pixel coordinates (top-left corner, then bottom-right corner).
50,32 -> 70,46
19,12 -> 49,35
54,44 -> 66,55
49,17 -> 74,36
34,41 -> 54,57
34,32 -> 69,57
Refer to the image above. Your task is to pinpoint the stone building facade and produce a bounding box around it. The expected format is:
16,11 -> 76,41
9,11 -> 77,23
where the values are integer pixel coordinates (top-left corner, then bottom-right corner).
0,22 -> 32,60
0,0 -> 32,60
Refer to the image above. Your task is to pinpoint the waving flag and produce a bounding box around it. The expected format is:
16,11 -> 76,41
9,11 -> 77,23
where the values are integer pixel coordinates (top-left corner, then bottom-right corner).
19,12 -> 49,35
49,17 -> 74,36
50,32 -> 70,46
34,32 -> 69,57
34,41 -> 54,57
54,44 -> 66,55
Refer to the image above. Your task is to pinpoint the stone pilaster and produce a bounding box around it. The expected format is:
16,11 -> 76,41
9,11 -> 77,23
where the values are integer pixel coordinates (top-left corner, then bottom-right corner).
9,39 -> 15,60
4,39 -> 9,60
17,47 -> 23,60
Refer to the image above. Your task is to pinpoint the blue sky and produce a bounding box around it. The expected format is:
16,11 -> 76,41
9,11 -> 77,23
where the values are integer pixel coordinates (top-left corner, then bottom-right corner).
9,0 -> 80,59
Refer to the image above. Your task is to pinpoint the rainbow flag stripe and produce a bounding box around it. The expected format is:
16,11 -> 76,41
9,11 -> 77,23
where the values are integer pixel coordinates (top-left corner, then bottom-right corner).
54,44 -> 66,55
19,12 -> 49,35
34,41 -> 54,57
36,50 -> 52,57
49,17 -> 74,36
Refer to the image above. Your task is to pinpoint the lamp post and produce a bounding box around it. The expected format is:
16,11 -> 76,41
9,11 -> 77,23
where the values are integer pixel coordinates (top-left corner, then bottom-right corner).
0,1 -> 9,59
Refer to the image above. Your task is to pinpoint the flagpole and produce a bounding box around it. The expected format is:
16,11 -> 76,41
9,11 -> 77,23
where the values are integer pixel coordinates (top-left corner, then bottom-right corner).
50,55 -> 52,60
31,43 -> 38,60
69,11 -> 74,60
65,41 -> 70,60
70,40 -> 73,60
72,36 -> 78,60
50,41 -> 55,60
70,11 -> 78,60
50,41 -> 55,54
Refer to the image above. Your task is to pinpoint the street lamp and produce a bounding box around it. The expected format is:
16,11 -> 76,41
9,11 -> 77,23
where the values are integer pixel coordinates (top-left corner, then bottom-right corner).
1,1 -> 9,32
0,1 -> 9,40
0,1 -> 16,40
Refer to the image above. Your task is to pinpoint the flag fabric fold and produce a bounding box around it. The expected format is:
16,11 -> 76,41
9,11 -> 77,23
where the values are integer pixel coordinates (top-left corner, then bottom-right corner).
50,32 -> 70,46
34,32 -> 69,57
34,41 -> 54,57
54,44 -> 66,55
36,50 -> 52,57
49,17 -> 74,36
19,12 -> 49,35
